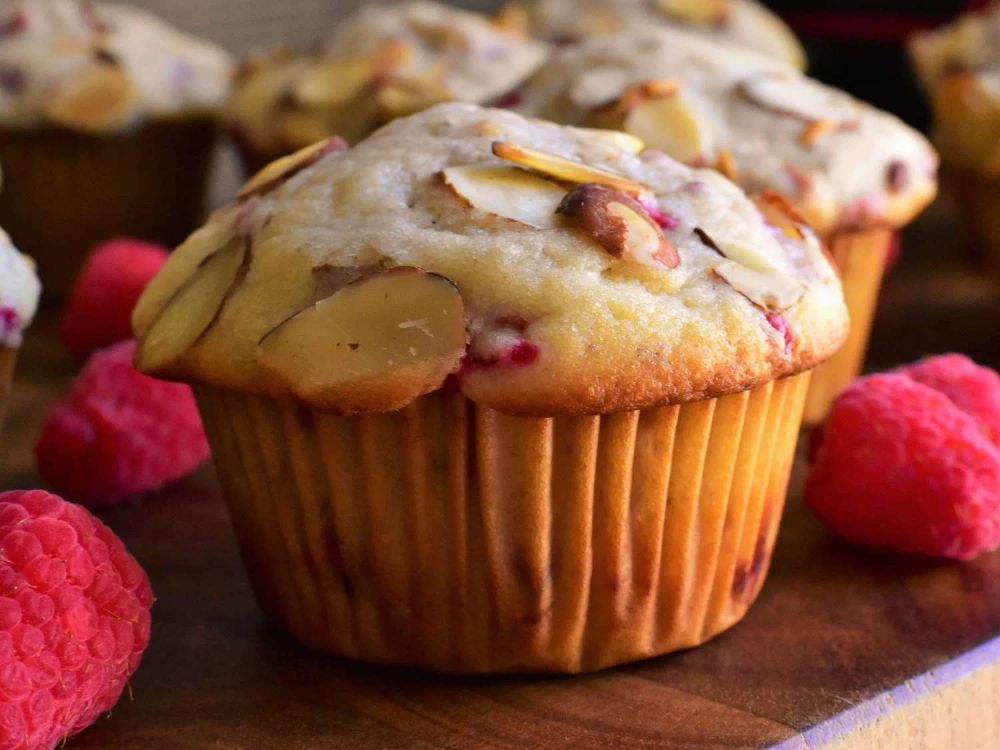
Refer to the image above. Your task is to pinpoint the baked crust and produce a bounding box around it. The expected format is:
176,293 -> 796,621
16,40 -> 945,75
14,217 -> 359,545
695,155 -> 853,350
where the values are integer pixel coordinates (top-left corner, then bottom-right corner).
510,0 -> 805,71
0,0 -> 232,132
226,1 -> 549,154
134,104 -> 848,416
516,27 -> 939,235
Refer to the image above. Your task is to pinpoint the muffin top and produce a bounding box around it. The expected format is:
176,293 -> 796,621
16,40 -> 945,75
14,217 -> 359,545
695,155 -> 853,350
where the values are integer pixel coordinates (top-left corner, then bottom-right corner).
909,3 -> 1000,175
0,227 -> 40,348
504,0 -> 805,70
227,1 -> 549,153
517,27 -> 938,235
134,104 -> 847,416
0,0 -> 233,132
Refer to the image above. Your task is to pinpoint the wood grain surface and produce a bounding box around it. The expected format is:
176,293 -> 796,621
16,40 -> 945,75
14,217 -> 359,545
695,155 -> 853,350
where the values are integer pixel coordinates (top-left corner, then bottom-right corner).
2,195 -> 999,748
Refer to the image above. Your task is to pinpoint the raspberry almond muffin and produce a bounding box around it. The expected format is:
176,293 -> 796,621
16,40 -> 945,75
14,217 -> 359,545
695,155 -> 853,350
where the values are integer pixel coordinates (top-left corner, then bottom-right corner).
0,0 -> 233,296
499,0 -> 805,70
909,3 -> 1000,268
133,104 -> 847,673
227,1 -> 549,172
0,226 -> 40,431
516,27 -> 938,423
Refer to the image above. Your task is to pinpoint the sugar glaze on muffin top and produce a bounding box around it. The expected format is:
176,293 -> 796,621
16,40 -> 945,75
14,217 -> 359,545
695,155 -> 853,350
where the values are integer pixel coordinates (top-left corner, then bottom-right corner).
0,227 -> 39,348
134,104 -> 847,416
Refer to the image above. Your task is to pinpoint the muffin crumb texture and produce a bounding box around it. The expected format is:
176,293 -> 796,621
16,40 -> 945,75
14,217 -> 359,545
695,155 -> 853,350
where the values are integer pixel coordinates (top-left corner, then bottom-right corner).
135,104 -> 848,416
0,0 -> 233,132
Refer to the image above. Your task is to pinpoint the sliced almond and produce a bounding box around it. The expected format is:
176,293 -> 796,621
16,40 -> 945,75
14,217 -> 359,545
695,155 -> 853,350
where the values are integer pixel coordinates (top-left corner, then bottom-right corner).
558,183 -> 679,269
622,92 -> 709,165
738,75 -> 858,127
43,64 -> 139,133
492,141 -> 647,197
752,191 -> 808,241
570,66 -> 633,109
492,1 -> 530,35
656,0 -> 728,25
694,226 -> 782,272
569,126 -> 645,154
237,136 -> 347,200
440,165 -> 567,229
136,237 -> 248,374
292,58 -> 372,107
376,73 -> 452,119
798,119 -> 838,146
713,260 -> 802,311
274,111 -> 332,149
714,147 -> 739,181
257,268 -> 467,413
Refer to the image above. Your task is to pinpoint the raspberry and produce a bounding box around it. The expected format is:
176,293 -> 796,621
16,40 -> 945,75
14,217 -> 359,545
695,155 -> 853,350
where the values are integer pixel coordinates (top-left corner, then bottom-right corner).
806,373 -> 1000,560
0,490 -> 152,750
35,340 -> 209,507
895,354 -> 1000,448
59,239 -> 169,359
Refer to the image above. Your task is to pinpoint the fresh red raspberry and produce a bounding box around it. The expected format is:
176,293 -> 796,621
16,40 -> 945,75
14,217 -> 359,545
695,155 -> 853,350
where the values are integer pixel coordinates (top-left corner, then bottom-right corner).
35,340 -> 209,507
0,489 -> 153,750
59,239 -> 169,359
895,354 -> 1000,448
806,373 -> 1000,560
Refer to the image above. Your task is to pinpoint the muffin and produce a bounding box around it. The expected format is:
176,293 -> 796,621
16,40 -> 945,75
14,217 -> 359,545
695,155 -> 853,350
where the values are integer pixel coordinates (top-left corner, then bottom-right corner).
516,27 -> 938,423
0,0 -> 233,297
909,3 -> 1000,267
226,1 -> 549,172
133,104 -> 847,673
0,226 -> 40,431
498,0 -> 805,70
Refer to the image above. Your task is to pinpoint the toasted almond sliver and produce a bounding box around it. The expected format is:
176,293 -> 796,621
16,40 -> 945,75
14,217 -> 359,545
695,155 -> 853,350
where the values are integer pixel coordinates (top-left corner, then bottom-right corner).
492,142 -> 647,196
656,0 -> 728,25
570,126 -> 645,154
440,165 -> 567,229
738,74 -> 858,126
623,93 -> 708,165
492,1 -> 530,35
798,119 -> 839,146
293,58 -> 373,107
713,260 -> 802,311
44,64 -> 139,133
752,191 -> 808,240
237,137 -> 347,200
714,147 -> 739,181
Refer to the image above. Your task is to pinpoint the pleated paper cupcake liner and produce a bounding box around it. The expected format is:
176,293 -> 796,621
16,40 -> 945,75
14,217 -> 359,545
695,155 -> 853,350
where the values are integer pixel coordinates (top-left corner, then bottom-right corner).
955,171 -> 1000,272
0,119 -> 218,299
196,372 -> 810,674
803,227 -> 894,425
0,346 -> 16,433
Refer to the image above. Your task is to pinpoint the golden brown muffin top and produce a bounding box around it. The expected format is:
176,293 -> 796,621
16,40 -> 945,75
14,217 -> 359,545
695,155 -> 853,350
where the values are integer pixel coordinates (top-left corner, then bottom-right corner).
134,104 -> 847,416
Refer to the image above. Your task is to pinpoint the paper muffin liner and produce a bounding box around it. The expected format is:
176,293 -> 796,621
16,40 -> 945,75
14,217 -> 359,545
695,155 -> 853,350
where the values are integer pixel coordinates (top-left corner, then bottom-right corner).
195,371 -> 810,674
0,346 -> 18,434
0,119 -> 218,299
954,171 -> 1000,270
803,227 -> 894,425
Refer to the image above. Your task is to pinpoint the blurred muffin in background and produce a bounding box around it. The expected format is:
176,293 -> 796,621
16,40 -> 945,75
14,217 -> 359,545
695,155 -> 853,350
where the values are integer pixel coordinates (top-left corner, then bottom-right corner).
499,0 -> 805,70
227,1 -> 549,173
0,224 -> 40,432
0,0 -> 233,297
910,3 -> 1000,267
516,27 -> 938,422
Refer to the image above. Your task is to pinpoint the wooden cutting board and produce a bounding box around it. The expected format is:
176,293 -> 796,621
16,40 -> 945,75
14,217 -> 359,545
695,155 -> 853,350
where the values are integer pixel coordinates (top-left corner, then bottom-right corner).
2,206 -> 999,749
